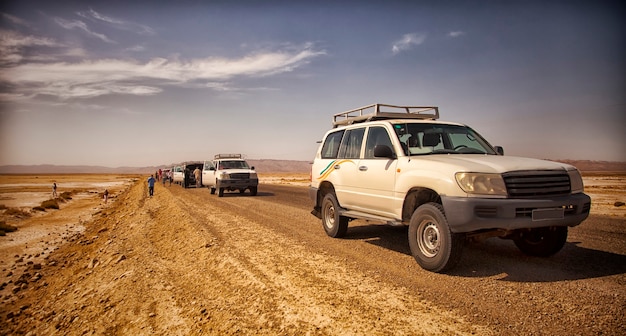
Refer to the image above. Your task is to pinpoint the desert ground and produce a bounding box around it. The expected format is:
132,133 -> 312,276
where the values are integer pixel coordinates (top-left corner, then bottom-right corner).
0,172 -> 624,335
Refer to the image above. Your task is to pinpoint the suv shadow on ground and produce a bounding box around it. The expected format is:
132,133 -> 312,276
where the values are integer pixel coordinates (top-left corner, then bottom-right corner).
344,219 -> 625,282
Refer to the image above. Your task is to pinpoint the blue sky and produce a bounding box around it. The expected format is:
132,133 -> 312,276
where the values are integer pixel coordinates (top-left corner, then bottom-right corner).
1,0 -> 624,167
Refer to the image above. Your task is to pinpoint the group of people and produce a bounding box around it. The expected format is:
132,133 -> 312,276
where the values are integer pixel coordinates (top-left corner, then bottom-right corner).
154,168 -> 173,186
146,167 -> 175,197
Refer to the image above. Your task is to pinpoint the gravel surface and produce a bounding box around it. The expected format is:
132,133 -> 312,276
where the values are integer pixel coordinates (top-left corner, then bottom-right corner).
0,175 -> 624,335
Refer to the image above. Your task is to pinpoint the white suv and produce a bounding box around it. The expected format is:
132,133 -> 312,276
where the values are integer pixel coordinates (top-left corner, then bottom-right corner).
203,154 -> 258,197
309,104 -> 591,272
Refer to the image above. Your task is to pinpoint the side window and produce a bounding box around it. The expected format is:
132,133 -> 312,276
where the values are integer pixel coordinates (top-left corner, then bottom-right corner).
338,128 -> 365,159
365,126 -> 394,159
321,130 -> 345,159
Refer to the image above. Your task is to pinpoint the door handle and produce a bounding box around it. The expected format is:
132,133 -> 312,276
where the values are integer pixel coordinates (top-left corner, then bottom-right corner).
359,166 -> 368,171
334,165 -> 341,170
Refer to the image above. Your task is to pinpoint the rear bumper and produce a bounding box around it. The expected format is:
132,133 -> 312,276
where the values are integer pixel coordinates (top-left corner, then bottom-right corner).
442,193 -> 591,233
309,186 -> 321,218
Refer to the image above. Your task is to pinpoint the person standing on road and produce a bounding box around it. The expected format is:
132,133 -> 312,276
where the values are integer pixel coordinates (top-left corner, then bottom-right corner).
147,175 -> 156,197
193,167 -> 202,187
52,182 -> 58,198
103,189 -> 109,203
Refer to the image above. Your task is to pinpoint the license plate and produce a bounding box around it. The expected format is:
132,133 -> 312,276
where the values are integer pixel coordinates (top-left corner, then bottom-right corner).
532,208 -> 565,221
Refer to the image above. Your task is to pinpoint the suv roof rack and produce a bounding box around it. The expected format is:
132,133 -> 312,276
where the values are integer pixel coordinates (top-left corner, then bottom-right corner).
214,154 -> 243,160
333,104 -> 439,127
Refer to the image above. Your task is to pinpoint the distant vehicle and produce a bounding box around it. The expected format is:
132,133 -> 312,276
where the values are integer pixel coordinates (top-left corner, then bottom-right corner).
172,165 -> 184,185
203,154 -> 258,197
173,161 -> 204,188
309,103 -> 591,272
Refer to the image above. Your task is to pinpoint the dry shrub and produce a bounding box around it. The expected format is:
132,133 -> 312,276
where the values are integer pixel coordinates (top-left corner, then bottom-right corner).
0,204 -> 6,210
60,191 -> 73,200
4,207 -> 31,218
33,206 -> 46,212
41,199 -> 59,209
0,221 -> 18,235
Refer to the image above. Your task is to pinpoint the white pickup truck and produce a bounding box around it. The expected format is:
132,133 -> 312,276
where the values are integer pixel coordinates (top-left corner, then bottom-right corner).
202,154 -> 259,197
309,104 -> 591,272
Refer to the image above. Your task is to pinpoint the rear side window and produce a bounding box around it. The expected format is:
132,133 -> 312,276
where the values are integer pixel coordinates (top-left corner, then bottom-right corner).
338,128 -> 365,159
321,130 -> 344,159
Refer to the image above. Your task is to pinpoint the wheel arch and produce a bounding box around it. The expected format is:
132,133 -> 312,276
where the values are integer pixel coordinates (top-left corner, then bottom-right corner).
317,181 -> 336,206
402,187 -> 442,222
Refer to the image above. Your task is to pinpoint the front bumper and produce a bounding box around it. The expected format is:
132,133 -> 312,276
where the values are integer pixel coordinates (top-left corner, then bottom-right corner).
442,193 -> 591,233
216,178 -> 259,190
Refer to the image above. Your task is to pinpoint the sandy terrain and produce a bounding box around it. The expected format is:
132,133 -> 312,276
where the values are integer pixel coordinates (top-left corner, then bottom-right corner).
0,173 -> 624,335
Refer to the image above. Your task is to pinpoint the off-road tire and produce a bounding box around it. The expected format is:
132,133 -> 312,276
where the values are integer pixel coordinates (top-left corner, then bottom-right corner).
408,202 -> 465,273
321,192 -> 348,238
250,187 -> 258,196
218,188 -> 224,197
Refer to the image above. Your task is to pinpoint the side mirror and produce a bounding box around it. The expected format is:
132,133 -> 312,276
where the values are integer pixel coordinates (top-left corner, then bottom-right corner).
374,145 -> 395,159
251,166 -> 255,170
495,146 -> 504,155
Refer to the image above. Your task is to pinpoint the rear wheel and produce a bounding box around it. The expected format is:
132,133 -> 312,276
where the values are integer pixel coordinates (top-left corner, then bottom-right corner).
218,188 -> 224,197
210,187 -> 215,194
321,192 -> 348,238
513,226 -> 568,257
408,202 -> 465,273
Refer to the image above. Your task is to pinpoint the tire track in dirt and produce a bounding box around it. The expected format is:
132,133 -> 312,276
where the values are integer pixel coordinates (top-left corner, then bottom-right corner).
170,185 -> 492,335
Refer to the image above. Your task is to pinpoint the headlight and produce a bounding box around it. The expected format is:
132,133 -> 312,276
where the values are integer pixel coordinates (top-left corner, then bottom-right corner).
455,172 -> 507,196
219,172 -> 229,179
567,169 -> 584,193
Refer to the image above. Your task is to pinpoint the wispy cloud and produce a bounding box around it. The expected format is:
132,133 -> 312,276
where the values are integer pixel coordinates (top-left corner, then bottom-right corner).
2,13 -> 32,28
1,43 -> 326,100
392,33 -> 426,55
448,31 -> 465,38
77,9 -> 155,35
0,29 -> 64,65
54,17 -> 115,43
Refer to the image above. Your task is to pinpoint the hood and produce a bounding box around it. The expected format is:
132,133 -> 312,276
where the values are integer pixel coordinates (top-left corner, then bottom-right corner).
415,155 -> 576,174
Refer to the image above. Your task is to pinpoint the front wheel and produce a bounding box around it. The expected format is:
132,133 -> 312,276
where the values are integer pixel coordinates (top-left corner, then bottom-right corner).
321,192 -> 348,238
513,226 -> 568,257
218,188 -> 224,197
249,187 -> 258,196
408,202 -> 465,273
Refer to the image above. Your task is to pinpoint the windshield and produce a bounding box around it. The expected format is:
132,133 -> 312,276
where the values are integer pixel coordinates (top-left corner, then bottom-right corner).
219,160 -> 250,169
393,123 -> 497,155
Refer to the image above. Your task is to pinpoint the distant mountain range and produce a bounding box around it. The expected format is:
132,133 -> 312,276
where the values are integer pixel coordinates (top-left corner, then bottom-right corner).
0,159 -> 312,174
0,159 -> 624,175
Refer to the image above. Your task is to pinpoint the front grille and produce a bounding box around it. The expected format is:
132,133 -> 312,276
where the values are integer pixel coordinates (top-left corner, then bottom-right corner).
229,173 -> 250,179
503,171 -> 570,198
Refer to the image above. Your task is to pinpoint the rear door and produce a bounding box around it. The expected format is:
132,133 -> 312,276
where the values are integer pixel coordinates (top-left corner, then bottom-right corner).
334,127 -> 365,208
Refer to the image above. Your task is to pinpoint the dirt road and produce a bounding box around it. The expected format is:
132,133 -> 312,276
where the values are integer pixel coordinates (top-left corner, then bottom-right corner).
1,178 -> 625,335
